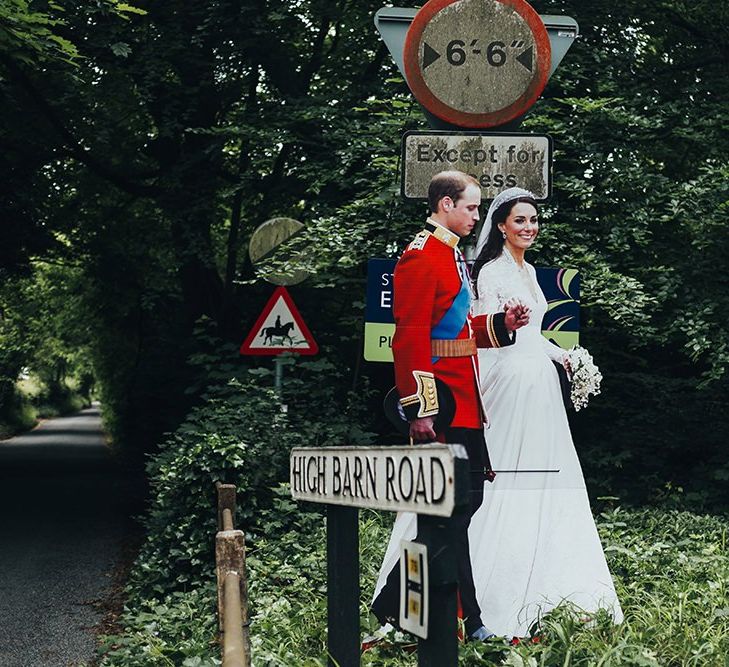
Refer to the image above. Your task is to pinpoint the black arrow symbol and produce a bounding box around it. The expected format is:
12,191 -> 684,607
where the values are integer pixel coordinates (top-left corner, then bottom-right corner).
422,42 -> 441,69
516,46 -> 533,72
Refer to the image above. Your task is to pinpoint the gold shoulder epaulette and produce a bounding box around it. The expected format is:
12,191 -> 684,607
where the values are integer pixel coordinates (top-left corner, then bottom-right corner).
406,230 -> 431,252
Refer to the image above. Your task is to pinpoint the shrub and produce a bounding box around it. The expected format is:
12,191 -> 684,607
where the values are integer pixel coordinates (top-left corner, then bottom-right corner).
127,375 -> 304,598
98,588 -> 221,667
250,505 -> 729,666
98,332 -> 377,664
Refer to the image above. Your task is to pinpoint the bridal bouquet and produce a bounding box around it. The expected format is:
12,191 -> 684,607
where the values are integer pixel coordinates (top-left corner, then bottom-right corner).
565,346 -> 602,411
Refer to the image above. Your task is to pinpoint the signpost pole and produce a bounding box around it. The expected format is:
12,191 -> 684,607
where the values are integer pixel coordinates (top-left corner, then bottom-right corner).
274,356 -> 284,394
290,445 -> 469,667
417,514 -> 459,666
327,505 -> 360,667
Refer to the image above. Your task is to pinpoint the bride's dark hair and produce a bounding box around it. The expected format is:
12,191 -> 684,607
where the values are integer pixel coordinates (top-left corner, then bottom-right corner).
471,196 -> 538,298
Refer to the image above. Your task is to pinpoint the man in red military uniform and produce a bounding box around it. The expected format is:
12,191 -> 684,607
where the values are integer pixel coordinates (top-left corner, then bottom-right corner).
372,171 -> 529,640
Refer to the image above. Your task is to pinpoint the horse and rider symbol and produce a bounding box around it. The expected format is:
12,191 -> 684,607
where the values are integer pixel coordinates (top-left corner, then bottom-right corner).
240,286 -> 318,356
260,315 -> 302,347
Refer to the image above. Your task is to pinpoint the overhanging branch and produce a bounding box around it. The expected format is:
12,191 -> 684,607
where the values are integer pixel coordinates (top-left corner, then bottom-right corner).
1,55 -> 162,198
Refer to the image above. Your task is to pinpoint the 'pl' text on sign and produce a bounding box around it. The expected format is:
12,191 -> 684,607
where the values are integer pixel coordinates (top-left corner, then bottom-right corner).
290,445 -> 467,517
402,131 -> 552,200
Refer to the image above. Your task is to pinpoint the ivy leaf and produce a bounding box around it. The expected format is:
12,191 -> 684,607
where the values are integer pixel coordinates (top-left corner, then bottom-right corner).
110,41 -> 131,57
116,2 -> 147,15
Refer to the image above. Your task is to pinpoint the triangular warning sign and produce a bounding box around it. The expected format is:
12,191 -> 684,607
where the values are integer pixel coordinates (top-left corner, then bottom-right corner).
240,286 -> 318,356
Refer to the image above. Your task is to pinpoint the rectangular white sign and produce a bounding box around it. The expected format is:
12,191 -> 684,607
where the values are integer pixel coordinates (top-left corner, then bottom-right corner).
400,540 -> 428,639
402,131 -> 552,201
290,445 -> 466,517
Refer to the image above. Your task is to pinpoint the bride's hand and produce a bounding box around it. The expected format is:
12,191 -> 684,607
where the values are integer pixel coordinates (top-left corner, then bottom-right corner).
562,354 -> 573,379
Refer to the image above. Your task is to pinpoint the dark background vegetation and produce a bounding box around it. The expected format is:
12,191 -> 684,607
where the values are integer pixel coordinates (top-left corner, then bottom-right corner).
2,2 -> 728,664
1,0 -> 727,509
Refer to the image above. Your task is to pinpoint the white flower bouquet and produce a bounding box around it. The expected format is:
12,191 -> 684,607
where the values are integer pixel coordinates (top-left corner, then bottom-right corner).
564,346 -> 602,411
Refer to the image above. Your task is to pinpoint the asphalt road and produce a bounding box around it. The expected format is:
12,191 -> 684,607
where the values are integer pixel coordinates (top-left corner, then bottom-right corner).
0,406 -> 144,667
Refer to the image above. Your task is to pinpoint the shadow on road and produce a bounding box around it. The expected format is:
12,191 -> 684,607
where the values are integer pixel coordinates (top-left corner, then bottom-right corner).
0,406 -> 147,667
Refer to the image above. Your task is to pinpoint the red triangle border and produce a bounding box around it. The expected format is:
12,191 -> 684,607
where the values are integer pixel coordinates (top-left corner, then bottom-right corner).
239,286 -> 319,356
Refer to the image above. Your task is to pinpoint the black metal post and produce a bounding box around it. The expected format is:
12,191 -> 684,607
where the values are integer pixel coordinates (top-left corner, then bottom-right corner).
416,513 -> 459,667
417,448 -> 469,667
327,505 -> 360,667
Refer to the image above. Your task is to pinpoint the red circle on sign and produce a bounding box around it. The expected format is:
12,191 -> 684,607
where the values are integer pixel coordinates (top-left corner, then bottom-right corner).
403,0 -> 551,128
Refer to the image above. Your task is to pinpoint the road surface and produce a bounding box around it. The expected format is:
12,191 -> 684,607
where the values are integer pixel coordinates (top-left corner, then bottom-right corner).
0,406 -> 144,666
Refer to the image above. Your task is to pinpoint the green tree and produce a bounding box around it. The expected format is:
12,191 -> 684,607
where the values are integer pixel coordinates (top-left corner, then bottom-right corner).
1,0 -> 727,503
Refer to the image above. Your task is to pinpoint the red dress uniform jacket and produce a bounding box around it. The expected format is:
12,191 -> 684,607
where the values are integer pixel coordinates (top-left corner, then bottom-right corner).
393,221 -> 515,430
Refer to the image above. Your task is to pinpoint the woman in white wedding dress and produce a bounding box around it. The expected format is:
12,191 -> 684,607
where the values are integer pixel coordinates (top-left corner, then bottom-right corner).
466,187 -> 623,637
373,188 -> 623,639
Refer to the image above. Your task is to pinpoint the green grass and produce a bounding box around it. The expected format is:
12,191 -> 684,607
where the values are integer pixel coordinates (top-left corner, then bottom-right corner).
96,500 -> 728,667
247,504 -> 729,667
0,400 -> 37,439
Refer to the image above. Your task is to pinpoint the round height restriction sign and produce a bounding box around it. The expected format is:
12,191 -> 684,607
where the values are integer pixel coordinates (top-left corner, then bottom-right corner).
249,217 -> 310,286
404,0 -> 551,128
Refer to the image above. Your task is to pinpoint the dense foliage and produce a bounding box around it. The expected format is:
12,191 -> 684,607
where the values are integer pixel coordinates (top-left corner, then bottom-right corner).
0,261 -> 92,435
100,494 -> 729,666
94,341 -> 727,665
2,2 -> 728,662
96,333 -> 374,665
1,0 -> 727,504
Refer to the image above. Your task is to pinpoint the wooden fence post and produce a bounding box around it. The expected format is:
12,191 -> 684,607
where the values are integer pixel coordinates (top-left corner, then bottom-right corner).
214,480 -> 250,667
216,482 -> 237,531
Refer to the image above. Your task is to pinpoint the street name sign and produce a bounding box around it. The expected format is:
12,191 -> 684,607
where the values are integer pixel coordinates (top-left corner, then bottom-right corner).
403,0 -> 551,128
239,286 -> 318,356
290,444 -> 468,517
248,217 -> 310,286
402,131 -> 552,200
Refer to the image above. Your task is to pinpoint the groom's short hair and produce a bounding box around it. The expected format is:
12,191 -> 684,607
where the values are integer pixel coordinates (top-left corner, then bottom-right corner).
428,170 -> 480,213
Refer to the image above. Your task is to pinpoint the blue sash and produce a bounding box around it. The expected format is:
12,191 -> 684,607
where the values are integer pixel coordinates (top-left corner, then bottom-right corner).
431,278 -> 470,364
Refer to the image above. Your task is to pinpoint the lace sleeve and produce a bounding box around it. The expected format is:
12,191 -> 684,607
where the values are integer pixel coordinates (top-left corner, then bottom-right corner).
541,335 -> 567,363
471,258 -> 508,316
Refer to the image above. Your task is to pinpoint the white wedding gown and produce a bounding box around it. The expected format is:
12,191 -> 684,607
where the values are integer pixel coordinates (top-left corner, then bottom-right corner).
373,250 -> 623,638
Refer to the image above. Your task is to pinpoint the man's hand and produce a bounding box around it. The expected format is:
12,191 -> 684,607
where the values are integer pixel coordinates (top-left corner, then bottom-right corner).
409,416 -> 436,442
504,298 -> 530,332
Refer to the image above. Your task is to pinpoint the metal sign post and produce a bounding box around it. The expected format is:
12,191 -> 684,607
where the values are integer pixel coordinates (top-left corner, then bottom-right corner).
245,218 -> 315,402
290,444 -> 469,667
